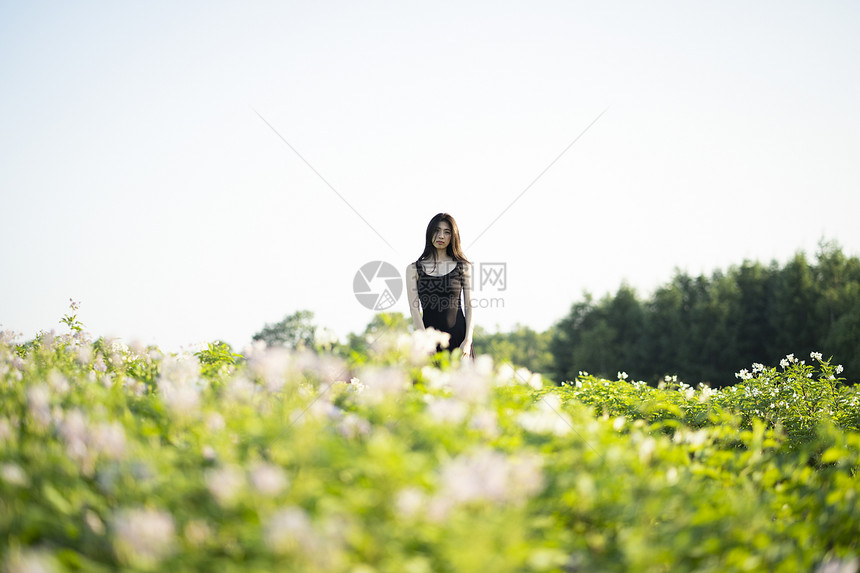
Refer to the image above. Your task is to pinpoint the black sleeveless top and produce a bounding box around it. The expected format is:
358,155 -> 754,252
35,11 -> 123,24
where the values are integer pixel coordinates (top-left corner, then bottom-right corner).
416,259 -> 473,357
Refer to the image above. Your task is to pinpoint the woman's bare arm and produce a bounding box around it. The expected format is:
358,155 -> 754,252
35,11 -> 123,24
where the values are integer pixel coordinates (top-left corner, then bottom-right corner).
405,262 -> 424,331
461,262 -> 474,350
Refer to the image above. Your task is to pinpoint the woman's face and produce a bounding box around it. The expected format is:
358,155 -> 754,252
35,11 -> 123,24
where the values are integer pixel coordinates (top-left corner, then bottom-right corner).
432,220 -> 452,250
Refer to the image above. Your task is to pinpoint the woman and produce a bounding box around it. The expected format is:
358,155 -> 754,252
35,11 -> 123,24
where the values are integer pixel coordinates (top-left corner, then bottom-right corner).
405,213 -> 475,360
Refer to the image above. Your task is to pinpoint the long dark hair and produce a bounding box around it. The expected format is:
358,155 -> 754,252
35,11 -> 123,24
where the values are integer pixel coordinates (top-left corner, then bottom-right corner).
415,213 -> 471,273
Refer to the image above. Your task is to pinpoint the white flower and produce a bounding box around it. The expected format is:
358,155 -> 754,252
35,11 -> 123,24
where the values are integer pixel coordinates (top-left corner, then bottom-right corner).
76,344 -> 93,365
90,355 -> 107,373
441,451 -> 509,504
201,445 -> 216,461
348,377 -> 367,394
90,421 -> 127,460
429,448 -> 544,521
264,507 -> 316,555
496,363 -> 516,385
518,394 -> 572,436
27,384 -> 52,429
473,354 -> 494,376
814,557 -> 860,573
1,463 -> 28,487
109,340 -> 129,355
47,370 -> 69,394
426,397 -> 468,424
158,353 -> 202,388
665,467 -> 679,485
448,364 -> 492,404
205,465 -> 245,507
249,462 -> 289,497
300,397 -> 341,422
3,547 -> 60,573
836,364 -> 844,374
673,429 -> 708,448
419,366 -> 450,391
515,367 -> 535,387
617,371 -> 628,380
40,331 -> 55,348
337,413 -> 371,439
394,487 -> 426,520
698,384 -> 714,403
85,510 -> 105,535
111,507 -> 176,568
314,326 -> 339,348
354,365 -> 410,405
206,412 -> 225,432
526,372 -> 544,390
160,382 -> 200,415
810,351 -> 823,361
469,409 -> 499,438
310,354 -> 348,387
246,346 -> 298,392
156,354 -> 204,415
59,409 -> 89,462
122,376 -> 146,397
411,327 -> 451,359
223,374 -> 256,402
638,436 -> 656,463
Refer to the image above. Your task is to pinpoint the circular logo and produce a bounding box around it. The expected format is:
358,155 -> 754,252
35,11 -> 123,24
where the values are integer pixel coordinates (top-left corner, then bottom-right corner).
353,261 -> 403,310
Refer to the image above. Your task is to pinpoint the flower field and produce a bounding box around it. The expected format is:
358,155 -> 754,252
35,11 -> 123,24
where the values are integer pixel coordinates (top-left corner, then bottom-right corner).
1,313 -> 859,572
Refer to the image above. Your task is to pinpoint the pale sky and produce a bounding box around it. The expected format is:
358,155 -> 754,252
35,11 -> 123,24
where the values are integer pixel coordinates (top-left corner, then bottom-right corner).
2,1 -> 859,351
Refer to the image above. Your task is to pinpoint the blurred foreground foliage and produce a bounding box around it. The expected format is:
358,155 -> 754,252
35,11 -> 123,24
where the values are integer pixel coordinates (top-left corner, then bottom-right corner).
1,311 -> 858,572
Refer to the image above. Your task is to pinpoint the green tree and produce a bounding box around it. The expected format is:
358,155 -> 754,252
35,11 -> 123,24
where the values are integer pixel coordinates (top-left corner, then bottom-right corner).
696,269 -> 741,385
549,293 -> 596,382
815,240 -> 860,375
730,260 -> 778,367
548,241 -> 860,387
342,312 -> 411,365
473,323 -> 554,378
604,283 -> 646,376
252,310 -> 317,349
771,252 -> 818,359
472,324 -> 518,368
643,276 -> 687,381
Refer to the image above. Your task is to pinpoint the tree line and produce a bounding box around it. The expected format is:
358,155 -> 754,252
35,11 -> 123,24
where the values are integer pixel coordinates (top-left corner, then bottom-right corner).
253,241 -> 859,387
549,240 -> 859,387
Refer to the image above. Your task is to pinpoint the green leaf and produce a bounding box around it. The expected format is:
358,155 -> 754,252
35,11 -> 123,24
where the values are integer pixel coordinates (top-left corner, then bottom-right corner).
43,483 -> 73,515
